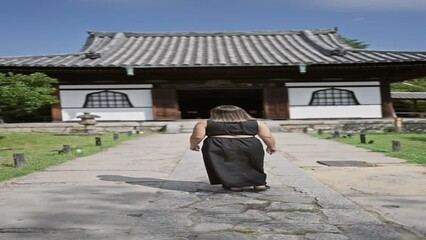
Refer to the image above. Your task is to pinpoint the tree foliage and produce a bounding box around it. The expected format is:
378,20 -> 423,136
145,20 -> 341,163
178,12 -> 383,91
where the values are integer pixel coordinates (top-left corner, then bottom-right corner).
0,72 -> 58,119
341,37 -> 369,49
339,37 -> 426,93
391,78 -> 426,92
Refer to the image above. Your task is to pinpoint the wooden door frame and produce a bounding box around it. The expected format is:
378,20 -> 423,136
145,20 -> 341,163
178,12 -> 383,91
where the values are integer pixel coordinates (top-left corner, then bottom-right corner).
151,88 -> 181,120
263,87 -> 289,119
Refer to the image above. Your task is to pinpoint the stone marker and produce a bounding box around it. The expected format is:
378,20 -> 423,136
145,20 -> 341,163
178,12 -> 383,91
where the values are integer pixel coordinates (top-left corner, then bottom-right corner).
95,137 -> 102,146
332,131 -> 340,138
113,133 -> 119,140
360,133 -> 366,144
63,145 -> 72,155
13,153 -> 25,167
392,140 -> 401,152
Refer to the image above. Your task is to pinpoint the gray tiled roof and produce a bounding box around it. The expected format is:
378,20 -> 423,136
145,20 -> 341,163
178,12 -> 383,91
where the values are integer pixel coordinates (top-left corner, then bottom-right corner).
391,92 -> 426,99
1,28 -> 426,68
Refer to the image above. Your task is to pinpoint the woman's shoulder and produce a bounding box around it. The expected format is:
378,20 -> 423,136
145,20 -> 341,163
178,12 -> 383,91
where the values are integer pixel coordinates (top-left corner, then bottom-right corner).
197,120 -> 208,125
255,119 -> 266,125
192,120 -> 207,128
248,119 -> 261,124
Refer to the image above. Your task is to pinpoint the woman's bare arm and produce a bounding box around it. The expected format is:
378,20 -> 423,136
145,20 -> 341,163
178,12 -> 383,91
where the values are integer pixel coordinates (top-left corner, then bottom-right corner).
189,121 -> 207,151
257,121 -> 277,154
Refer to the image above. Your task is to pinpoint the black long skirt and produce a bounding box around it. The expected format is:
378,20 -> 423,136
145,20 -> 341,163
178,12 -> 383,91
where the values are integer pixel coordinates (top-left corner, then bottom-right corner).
201,137 -> 266,188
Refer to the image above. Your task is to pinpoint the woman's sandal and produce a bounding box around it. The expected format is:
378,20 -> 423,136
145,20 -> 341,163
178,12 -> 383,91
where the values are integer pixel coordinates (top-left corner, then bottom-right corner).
253,185 -> 270,191
222,186 -> 243,192
229,187 -> 243,192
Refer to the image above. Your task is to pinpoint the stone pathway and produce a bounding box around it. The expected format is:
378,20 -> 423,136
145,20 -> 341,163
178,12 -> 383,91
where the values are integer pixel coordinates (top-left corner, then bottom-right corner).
124,148 -> 415,240
0,133 -> 421,239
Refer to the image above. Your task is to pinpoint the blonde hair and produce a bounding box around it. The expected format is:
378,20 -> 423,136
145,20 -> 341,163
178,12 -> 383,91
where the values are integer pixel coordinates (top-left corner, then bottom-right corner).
209,105 -> 254,122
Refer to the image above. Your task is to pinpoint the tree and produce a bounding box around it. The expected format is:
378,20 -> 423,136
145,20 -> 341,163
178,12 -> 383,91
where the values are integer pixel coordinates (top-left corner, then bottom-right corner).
340,37 -> 426,92
0,72 -> 58,122
391,78 -> 426,92
341,37 -> 369,49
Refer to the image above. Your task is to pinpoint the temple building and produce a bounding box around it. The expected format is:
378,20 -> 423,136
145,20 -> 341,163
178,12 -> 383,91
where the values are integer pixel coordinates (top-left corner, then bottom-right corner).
0,28 -> 425,121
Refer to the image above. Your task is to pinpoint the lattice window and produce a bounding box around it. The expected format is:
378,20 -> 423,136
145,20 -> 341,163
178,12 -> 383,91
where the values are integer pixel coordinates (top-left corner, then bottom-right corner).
309,88 -> 360,106
83,90 -> 133,108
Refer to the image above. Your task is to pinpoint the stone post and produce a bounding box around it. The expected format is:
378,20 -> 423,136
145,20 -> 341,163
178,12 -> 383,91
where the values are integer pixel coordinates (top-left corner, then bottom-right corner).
13,153 -> 25,167
392,140 -> 401,152
63,145 -> 72,155
360,134 -> 366,144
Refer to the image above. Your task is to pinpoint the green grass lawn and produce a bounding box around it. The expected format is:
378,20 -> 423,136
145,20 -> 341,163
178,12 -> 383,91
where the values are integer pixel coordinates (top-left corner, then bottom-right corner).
0,132 -> 142,182
316,132 -> 426,164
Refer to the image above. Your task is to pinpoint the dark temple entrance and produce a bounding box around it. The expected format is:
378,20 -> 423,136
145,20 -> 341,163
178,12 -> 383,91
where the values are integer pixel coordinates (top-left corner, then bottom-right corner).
178,89 -> 263,119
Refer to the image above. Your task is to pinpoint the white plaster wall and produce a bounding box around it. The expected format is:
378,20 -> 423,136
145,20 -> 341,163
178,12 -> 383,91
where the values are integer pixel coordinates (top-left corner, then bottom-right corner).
290,105 -> 382,119
288,87 -> 381,105
60,90 -> 152,108
286,82 -> 382,119
59,85 -> 153,121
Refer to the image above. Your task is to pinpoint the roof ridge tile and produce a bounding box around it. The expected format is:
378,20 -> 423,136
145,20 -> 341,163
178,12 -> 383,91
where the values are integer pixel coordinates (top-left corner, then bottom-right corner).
86,28 -> 337,38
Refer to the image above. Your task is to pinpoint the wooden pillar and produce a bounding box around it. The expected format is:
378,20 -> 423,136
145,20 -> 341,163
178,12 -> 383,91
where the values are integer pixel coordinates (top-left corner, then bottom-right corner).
263,87 -> 289,119
51,87 -> 62,122
151,88 -> 181,120
380,81 -> 395,118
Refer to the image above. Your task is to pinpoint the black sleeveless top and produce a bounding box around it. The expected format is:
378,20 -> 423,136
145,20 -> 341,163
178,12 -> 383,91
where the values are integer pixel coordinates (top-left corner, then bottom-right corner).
206,120 -> 258,136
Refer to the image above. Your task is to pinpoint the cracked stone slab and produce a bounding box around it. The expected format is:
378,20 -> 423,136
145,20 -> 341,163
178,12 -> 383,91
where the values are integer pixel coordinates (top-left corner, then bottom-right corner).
195,232 -> 253,240
321,208 -> 384,225
305,233 -> 349,240
267,211 -> 324,224
190,213 -> 242,224
144,191 -> 201,209
243,188 -> 315,204
189,195 -> 268,212
266,202 -> 316,211
129,208 -> 196,229
235,222 -> 341,234
190,211 -> 271,224
256,235 -> 302,240
242,209 -> 273,222
338,224 -> 407,240
303,187 -> 360,209
202,204 -> 248,213
192,223 -> 234,232
0,229 -> 134,240
129,231 -> 191,240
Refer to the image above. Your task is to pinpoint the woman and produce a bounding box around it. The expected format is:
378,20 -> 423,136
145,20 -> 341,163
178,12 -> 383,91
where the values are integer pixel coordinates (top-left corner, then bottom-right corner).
189,105 -> 276,192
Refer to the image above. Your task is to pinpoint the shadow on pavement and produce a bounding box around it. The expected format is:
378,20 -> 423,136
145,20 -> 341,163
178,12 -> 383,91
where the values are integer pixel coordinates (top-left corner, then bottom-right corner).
97,175 -> 219,192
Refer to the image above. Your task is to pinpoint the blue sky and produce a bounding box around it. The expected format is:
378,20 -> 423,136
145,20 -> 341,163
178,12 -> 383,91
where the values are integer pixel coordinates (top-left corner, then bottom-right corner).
1,0 -> 425,56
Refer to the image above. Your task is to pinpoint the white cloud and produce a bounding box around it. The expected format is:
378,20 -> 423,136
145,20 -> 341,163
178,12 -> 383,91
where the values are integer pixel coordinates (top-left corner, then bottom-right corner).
312,0 -> 426,11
